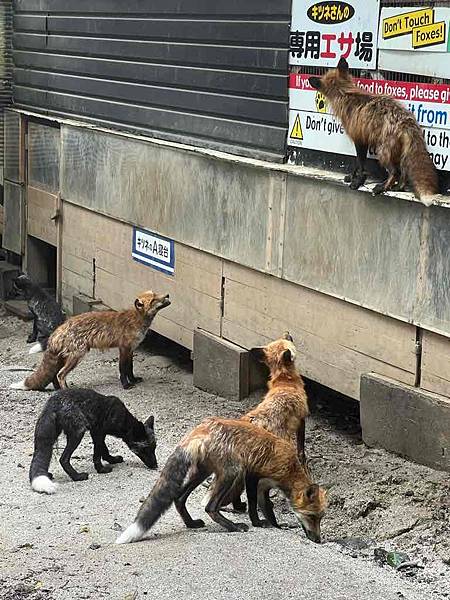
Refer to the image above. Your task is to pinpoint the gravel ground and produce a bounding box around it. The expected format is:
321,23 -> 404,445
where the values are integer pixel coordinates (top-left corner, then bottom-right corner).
0,310 -> 449,600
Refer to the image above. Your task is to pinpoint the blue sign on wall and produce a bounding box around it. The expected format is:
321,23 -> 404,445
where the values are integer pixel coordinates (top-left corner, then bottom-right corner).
132,227 -> 175,276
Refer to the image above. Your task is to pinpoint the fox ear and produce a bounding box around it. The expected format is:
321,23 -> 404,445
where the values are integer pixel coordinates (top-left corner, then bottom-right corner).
337,57 -> 349,73
305,484 -> 320,502
283,331 -> 294,342
309,76 -> 321,90
135,298 -> 144,310
145,415 -> 155,430
249,346 -> 266,363
281,348 -> 294,364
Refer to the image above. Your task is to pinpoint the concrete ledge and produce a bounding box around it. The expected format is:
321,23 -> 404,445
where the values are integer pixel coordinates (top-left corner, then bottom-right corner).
193,329 -> 249,400
72,293 -> 110,315
360,373 -> 450,472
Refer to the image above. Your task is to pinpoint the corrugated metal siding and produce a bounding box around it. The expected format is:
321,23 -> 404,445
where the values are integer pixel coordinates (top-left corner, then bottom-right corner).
12,0 -> 290,161
0,1 -> 13,186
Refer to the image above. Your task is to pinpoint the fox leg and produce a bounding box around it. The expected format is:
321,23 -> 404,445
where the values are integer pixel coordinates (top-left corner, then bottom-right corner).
245,474 -> 271,528
119,347 -> 141,388
57,355 -> 81,388
100,438 -> 123,464
175,469 -> 209,528
126,352 -> 142,385
205,469 -> 249,532
257,482 -> 280,528
27,317 -> 38,343
296,420 -> 306,464
373,167 -> 398,195
60,430 -> 89,481
91,433 -> 113,474
346,143 -> 368,190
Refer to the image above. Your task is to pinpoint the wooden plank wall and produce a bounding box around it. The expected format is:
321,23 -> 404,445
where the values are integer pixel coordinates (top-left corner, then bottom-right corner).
222,262 -> 417,400
27,186 -> 58,246
60,204 -> 422,400
61,202 -> 222,350
421,331 -> 450,398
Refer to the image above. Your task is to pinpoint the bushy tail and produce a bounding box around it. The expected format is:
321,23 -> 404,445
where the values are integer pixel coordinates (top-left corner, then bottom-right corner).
10,349 -> 62,391
402,128 -> 439,205
116,447 -> 192,544
29,410 -> 59,494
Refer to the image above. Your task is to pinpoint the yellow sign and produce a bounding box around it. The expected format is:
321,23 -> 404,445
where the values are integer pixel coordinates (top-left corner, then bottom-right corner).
382,8 -> 433,39
412,21 -> 446,48
290,114 -> 303,140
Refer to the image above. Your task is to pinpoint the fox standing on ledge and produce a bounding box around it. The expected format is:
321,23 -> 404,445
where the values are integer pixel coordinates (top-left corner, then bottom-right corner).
10,290 -> 170,391
309,57 -> 439,206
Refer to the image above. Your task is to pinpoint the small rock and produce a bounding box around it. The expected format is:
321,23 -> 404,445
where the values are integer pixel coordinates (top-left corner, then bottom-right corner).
139,496 -> 146,503
89,543 -> 101,550
111,521 -> 122,531
123,592 -> 138,600
17,463 -> 24,469
78,525 -> 90,533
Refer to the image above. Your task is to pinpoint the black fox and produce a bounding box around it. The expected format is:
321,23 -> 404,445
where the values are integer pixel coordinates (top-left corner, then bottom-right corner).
30,388 -> 157,494
14,274 -> 65,354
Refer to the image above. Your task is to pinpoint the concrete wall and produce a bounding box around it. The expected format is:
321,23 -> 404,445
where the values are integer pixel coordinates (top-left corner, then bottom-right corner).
59,125 -> 450,337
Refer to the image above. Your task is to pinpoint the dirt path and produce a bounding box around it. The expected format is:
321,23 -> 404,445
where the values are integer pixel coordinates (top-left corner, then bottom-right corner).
0,310 -> 448,599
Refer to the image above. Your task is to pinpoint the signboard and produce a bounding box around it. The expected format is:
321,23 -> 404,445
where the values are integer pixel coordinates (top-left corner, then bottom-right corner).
290,0 -> 380,69
132,227 -> 175,275
288,74 -> 450,171
379,7 -> 450,52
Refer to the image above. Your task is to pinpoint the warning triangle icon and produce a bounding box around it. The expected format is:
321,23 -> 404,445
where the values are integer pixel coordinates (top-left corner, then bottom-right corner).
290,114 -> 303,140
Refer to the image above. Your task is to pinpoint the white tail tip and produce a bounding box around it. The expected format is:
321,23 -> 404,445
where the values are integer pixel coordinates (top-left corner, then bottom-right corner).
420,195 -> 435,207
10,380 -> 29,390
29,342 -> 44,354
31,475 -> 57,495
116,521 -> 145,544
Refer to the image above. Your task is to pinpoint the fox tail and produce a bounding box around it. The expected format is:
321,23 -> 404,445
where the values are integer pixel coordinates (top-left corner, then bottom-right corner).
29,408 -> 59,494
10,349 -> 62,391
402,127 -> 439,206
116,446 -> 192,544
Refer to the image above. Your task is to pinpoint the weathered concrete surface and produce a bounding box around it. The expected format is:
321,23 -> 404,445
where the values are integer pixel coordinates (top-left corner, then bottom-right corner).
193,329 -> 249,399
360,373 -> 450,472
0,313 -> 449,599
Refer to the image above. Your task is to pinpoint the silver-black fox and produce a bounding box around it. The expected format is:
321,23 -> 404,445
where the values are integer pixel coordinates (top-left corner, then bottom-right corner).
14,274 -> 65,354
30,388 -> 157,494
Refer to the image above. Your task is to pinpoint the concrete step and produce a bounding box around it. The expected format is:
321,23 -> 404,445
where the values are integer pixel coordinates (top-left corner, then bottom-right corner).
3,299 -> 32,320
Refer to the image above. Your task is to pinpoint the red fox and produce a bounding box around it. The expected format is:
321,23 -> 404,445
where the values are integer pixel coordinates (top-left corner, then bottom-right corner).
116,417 -> 326,544
10,291 -> 170,391
205,333 -> 309,520
309,58 -> 439,206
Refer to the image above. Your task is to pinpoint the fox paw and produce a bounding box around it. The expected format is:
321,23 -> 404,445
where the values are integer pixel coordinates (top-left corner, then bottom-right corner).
187,519 -> 206,529
26,335 -> 37,343
96,465 -> 113,474
372,183 -> 386,195
253,519 -> 272,528
106,455 -> 123,464
129,377 -> 143,384
122,382 -> 134,390
73,472 -> 89,481
231,523 -> 249,533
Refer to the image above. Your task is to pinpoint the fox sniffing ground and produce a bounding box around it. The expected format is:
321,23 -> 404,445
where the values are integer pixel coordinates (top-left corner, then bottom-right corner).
10,291 -> 170,391
206,332 -> 310,523
116,417 -> 326,544
309,58 -> 439,205
30,388 -> 157,494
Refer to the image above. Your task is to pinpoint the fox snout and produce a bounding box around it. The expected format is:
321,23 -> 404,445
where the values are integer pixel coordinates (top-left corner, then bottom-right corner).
160,294 -> 170,308
302,524 -> 321,544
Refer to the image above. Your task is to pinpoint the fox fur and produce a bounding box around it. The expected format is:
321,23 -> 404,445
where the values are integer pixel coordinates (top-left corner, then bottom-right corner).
30,388 -> 157,494
309,58 -> 439,205
206,332 -> 309,516
10,290 -> 170,391
116,417 -> 326,544
14,274 -> 65,354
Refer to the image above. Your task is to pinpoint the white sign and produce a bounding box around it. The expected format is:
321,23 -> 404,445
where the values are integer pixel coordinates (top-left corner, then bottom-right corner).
379,7 -> 450,53
288,74 -> 450,171
290,0 -> 380,69
132,227 -> 175,275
